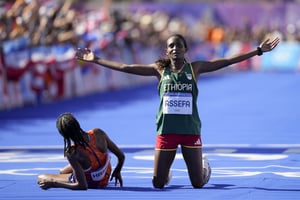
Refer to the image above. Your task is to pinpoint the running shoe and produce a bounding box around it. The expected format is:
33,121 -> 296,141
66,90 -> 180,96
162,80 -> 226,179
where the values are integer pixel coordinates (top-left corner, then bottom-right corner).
203,155 -> 211,184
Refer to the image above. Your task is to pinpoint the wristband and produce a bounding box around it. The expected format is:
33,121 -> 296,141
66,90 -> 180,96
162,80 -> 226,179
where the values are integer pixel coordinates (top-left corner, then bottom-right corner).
257,47 -> 263,56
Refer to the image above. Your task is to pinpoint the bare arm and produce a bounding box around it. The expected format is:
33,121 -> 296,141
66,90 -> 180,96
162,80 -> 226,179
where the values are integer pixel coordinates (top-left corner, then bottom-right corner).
106,135 -> 125,187
76,48 -> 160,77
193,37 -> 280,76
51,155 -> 88,190
93,128 -> 125,187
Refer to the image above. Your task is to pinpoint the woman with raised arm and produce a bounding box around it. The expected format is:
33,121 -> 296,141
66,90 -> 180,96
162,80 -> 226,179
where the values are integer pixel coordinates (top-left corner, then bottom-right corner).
76,34 -> 279,188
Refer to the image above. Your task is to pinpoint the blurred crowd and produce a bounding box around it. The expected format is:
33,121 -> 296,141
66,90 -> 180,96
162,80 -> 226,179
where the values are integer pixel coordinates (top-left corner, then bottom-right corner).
0,0 -> 299,110
1,0 -> 299,48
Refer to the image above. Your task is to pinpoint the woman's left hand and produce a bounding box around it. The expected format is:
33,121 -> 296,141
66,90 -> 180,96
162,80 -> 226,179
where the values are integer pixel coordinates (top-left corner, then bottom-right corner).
260,37 -> 280,52
110,170 -> 123,187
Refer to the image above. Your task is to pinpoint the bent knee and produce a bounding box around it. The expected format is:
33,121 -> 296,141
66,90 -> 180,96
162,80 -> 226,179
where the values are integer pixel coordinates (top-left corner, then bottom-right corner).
152,176 -> 165,189
192,182 -> 205,188
191,179 -> 207,188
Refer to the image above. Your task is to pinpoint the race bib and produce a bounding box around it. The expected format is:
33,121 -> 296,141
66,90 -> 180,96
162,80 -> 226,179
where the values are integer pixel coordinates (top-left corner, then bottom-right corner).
90,155 -> 110,181
163,92 -> 192,115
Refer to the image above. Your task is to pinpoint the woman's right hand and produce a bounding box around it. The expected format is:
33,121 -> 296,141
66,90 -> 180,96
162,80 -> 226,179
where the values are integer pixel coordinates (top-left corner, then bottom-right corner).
76,48 -> 95,62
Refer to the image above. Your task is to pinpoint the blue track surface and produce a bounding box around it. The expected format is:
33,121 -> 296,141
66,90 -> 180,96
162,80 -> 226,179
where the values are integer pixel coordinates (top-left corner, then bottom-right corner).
0,71 -> 299,200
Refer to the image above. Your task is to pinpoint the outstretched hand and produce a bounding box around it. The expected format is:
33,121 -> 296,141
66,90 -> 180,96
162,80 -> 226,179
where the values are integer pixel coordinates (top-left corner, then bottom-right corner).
260,37 -> 280,53
76,48 -> 95,62
110,169 -> 123,187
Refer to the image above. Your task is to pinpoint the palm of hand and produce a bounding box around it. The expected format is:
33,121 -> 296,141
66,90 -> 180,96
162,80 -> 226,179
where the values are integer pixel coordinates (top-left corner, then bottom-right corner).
76,48 -> 95,61
83,51 -> 94,61
260,37 -> 280,52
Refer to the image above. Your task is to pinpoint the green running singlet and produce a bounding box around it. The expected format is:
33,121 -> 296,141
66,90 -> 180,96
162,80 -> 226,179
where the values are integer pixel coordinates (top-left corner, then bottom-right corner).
156,63 -> 201,135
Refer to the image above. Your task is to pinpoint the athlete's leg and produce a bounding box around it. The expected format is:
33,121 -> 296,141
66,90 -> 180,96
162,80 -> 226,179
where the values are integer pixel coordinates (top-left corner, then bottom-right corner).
181,146 -> 210,188
152,149 -> 176,188
37,173 -> 71,184
59,164 -> 73,174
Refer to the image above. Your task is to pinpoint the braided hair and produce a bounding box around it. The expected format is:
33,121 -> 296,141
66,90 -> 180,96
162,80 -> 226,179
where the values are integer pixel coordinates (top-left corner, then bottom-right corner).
155,34 -> 188,69
56,113 -> 88,156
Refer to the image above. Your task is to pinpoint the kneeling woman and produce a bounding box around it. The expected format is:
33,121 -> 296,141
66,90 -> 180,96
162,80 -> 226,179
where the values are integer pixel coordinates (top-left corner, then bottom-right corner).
37,113 -> 125,190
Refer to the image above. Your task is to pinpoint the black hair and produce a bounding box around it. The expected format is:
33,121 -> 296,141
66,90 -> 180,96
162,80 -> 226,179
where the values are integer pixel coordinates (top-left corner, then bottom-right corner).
56,113 -> 88,156
172,34 -> 188,50
155,34 -> 188,69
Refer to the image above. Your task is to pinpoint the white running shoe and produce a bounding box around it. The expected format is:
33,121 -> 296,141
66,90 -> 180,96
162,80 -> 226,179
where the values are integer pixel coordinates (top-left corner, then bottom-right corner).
202,155 -> 211,184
